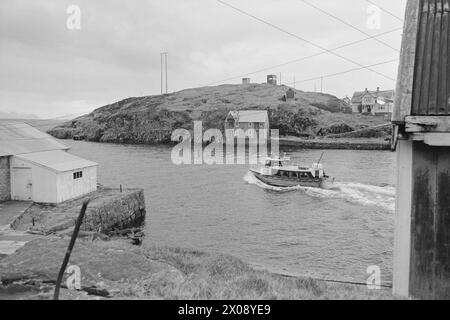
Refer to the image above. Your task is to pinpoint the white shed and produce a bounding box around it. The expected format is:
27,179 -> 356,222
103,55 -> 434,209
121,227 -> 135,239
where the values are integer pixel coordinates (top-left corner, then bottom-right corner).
10,150 -> 98,204
0,121 -> 98,204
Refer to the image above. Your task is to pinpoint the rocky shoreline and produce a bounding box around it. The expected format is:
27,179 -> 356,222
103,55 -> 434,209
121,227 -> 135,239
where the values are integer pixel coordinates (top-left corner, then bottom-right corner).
279,137 -> 391,151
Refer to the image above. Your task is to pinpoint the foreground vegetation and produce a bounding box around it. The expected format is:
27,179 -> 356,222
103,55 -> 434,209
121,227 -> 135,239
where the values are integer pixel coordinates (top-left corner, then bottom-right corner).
0,238 -> 392,300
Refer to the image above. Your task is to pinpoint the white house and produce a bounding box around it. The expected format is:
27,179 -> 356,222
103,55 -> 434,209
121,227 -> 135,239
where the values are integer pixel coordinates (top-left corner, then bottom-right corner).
351,88 -> 395,115
0,121 -> 98,204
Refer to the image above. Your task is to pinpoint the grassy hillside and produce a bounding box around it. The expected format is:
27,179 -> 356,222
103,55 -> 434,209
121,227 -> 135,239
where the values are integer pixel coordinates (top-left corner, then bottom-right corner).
48,84 -> 388,144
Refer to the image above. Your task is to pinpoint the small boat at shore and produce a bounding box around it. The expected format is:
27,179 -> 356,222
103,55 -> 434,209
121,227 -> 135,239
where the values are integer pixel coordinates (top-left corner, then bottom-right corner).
250,154 -> 334,189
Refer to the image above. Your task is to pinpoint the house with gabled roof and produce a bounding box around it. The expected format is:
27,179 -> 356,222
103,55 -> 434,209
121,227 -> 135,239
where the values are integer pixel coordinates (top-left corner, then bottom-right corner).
351,88 -> 395,115
224,110 -> 270,139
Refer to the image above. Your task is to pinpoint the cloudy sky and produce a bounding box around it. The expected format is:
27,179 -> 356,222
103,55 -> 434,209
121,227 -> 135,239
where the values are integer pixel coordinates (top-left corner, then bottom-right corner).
0,0 -> 407,118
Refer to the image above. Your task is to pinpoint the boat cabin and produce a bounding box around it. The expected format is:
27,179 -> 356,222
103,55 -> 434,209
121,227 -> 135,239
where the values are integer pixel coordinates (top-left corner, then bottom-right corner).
276,170 -> 315,180
262,157 -> 325,179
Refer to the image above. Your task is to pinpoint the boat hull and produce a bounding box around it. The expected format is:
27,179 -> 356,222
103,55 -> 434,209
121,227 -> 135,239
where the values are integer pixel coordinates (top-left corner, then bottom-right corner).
251,170 -> 327,188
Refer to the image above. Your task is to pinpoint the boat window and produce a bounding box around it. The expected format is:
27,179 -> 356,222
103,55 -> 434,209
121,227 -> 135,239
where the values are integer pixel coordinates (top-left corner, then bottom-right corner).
265,160 -> 271,167
292,173 -> 298,178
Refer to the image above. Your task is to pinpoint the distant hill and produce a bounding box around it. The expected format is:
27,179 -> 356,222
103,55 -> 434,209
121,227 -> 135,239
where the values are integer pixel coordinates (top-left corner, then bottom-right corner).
0,111 -> 40,119
48,84 -> 388,144
0,119 -> 65,133
51,113 -> 87,121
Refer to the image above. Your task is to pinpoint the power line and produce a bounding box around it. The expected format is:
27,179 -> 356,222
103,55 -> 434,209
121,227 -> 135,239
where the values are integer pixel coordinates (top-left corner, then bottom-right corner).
298,0 -> 399,52
215,0 -> 396,81
205,27 -> 402,86
283,58 -> 399,86
366,0 -> 404,22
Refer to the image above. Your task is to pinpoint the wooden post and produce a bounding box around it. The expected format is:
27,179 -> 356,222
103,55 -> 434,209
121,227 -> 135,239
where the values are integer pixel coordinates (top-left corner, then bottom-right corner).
393,140 -> 413,296
53,200 -> 90,300
393,0 -> 450,299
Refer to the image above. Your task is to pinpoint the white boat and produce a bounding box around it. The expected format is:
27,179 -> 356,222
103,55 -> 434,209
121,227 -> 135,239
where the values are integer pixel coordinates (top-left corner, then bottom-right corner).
250,154 -> 334,189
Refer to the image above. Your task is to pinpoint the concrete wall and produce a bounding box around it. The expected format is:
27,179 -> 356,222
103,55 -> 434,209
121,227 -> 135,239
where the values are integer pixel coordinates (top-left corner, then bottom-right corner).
0,156 -> 11,202
56,166 -> 97,203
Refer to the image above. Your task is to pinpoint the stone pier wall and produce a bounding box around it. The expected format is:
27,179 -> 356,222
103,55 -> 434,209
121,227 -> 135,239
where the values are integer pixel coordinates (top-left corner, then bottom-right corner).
82,189 -> 146,232
11,188 -> 146,234
0,157 -> 11,202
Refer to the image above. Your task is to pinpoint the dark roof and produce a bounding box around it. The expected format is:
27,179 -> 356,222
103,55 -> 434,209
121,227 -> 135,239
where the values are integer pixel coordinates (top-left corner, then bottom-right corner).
411,0 -> 450,115
0,121 -> 69,157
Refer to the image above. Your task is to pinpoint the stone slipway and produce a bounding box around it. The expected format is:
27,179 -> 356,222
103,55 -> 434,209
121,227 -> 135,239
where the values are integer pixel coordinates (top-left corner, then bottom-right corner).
0,201 -> 43,257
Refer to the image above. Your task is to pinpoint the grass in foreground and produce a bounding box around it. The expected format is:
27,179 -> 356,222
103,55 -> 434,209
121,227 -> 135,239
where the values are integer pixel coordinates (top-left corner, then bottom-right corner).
121,246 -> 393,300
0,239 -> 394,300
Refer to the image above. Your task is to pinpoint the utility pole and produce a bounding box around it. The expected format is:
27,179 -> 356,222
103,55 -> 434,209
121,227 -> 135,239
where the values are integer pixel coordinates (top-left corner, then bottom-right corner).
165,53 -> 168,94
320,77 -> 323,93
279,72 -> 282,86
160,53 -> 163,95
160,52 -> 168,95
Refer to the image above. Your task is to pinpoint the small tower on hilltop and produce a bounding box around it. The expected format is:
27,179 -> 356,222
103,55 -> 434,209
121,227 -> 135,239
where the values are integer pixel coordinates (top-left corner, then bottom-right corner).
267,74 -> 277,85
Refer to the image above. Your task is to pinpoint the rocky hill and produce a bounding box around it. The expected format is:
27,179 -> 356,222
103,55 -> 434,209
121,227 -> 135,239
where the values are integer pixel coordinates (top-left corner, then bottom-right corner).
48,84 -> 388,144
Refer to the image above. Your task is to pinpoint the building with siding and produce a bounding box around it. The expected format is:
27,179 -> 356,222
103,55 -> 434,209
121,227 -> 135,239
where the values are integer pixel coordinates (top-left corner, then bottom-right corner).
0,121 -> 98,204
351,88 -> 395,115
224,110 -> 270,139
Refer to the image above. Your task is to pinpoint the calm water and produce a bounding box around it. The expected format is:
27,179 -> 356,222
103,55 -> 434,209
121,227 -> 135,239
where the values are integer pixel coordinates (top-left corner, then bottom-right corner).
65,140 -> 396,285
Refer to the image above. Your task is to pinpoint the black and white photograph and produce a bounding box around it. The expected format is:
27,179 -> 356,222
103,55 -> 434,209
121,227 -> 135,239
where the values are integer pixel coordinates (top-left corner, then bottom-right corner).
0,0 -> 449,305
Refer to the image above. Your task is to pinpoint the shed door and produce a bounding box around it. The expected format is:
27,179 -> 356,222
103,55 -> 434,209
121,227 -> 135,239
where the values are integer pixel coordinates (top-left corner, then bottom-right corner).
12,168 -> 32,201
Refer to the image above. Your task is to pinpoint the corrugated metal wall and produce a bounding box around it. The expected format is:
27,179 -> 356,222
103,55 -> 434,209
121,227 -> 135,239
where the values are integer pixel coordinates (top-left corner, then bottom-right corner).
412,0 -> 450,115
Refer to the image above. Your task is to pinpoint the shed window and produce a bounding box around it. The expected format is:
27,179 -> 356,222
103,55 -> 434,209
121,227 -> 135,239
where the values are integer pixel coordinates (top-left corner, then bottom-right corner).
73,171 -> 83,179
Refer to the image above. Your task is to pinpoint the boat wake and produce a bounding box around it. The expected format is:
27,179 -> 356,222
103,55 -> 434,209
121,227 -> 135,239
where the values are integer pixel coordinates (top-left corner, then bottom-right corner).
244,172 -> 395,212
